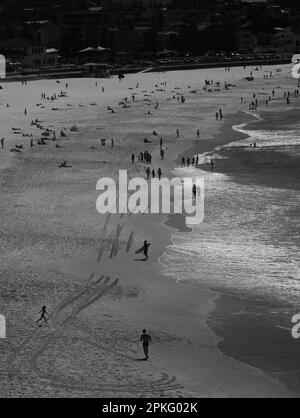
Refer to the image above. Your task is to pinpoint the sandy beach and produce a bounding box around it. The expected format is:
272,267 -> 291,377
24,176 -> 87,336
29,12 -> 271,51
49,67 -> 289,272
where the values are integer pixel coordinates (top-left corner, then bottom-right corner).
0,63 -> 299,397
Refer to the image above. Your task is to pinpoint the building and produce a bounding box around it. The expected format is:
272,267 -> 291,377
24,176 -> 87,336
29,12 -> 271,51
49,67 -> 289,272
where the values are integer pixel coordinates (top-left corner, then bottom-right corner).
108,28 -> 135,53
234,30 -> 257,52
256,32 -> 273,52
83,62 -> 110,77
75,46 -> 114,64
24,20 -> 61,49
157,30 -> 179,51
0,38 -> 60,68
60,7 -> 108,53
271,28 -> 297,52
134,26 -> 155,56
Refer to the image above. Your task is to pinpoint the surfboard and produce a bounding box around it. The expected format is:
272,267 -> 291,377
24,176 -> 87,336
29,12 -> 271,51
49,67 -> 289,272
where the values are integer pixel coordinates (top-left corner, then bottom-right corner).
135,246 -> 144,255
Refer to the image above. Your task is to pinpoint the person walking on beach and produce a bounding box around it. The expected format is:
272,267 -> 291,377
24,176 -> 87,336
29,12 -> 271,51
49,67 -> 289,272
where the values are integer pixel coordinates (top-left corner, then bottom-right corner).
146,167 -> 151,180
140,329 -> 151,360
193,184 -> 197,199
131,153 -> 135,164
176,128 -> 180,138
36,306 -> 49,325
1,138 -> 4,149
158,168 -> 162,180
143,240 -> 151,260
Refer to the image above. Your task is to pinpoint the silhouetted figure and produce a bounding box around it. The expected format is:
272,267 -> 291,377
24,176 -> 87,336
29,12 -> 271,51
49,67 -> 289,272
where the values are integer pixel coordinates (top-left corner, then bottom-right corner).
140,329 -> 151,360
158,168 -> 162,180
36,306 -> 48,325
193,184 -> 197,198
160,148 -> 164,160
143,241 -> 151,260
146,167 -> 151,180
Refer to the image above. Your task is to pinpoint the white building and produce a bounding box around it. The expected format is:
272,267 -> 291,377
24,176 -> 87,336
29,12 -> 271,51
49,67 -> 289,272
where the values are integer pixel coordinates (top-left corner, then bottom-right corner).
0,38 -> 60,69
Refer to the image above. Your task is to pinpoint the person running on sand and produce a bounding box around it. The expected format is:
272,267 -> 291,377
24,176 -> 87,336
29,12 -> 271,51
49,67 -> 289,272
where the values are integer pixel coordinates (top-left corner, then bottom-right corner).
36,306 -> 48,325
143,241 -> 151,260
1,138 -> 4,149
140,329 -> 151,360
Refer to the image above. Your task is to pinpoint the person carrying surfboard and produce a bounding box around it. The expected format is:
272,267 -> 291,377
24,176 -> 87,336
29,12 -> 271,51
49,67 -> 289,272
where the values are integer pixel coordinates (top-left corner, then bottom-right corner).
143,240 -> 151,260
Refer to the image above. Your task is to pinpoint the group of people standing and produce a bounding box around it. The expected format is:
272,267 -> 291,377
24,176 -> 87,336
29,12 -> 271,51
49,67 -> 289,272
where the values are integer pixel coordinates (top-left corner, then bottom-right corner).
145,166 -> 162,180
181,156 -> 199,167
132,150 -> 152,165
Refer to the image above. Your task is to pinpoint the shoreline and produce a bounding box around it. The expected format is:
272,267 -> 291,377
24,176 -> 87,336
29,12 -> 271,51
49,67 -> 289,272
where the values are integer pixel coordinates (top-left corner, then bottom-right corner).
196,107 -> 300,395
156,109 -> 297,397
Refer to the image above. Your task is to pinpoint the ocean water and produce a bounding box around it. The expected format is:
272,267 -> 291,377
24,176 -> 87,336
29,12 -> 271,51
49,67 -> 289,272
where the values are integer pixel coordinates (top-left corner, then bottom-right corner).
161,109 -> 300,309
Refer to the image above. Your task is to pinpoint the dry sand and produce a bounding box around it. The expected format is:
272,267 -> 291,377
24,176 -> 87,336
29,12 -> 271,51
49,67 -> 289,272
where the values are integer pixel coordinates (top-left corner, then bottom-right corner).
0,64 -> 298,397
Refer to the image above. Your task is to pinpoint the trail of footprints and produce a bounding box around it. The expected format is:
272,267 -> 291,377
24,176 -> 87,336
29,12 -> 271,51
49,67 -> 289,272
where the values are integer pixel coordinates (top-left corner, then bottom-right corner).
8,212 -> 184,395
